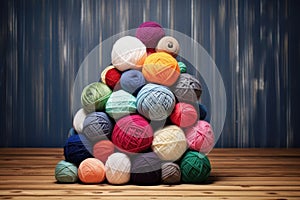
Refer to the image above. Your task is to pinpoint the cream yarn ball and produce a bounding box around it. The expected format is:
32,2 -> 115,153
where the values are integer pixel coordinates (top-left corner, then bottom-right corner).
73,108 -> 87,133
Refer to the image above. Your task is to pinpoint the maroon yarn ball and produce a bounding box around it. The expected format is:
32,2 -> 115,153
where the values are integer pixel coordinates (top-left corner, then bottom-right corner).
112,114 -> 154,153
170,102 -> 198,128
135,21 -> 165,50
105,67 -> 122,90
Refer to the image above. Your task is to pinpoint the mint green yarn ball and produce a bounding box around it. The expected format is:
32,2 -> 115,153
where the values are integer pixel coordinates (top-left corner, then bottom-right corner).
180,151 -> 211,183
81,82 -> 112,112
105,90 -> 137,120
55,160 -> 78,183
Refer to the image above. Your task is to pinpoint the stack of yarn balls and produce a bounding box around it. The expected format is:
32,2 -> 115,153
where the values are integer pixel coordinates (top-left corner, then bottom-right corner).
55,21 -> 215,185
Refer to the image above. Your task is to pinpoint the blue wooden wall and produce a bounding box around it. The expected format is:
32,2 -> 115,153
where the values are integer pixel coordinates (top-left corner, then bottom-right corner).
1,0 -> 299,147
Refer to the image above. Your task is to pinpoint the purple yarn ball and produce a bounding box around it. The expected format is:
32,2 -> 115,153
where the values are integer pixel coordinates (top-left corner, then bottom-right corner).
130,152 -> 162,185
135,21 -> 165,49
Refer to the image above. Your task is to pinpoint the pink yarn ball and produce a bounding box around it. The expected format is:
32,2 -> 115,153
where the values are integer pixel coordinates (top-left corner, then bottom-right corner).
185,120 -> 215,154
112,114 -> 154,153
170,102 -> 198,128
136,21 -> 165,50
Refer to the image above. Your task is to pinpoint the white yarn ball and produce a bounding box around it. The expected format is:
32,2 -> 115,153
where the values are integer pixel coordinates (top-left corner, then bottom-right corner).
73,108 -> 87,133
152,125 -> 187,161
111,36 -> 147,71
105,152 -> 131,185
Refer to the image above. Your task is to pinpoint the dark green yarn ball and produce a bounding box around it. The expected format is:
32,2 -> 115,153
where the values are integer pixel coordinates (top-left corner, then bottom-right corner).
180,151 -> 211,183
81,82 -> 112,113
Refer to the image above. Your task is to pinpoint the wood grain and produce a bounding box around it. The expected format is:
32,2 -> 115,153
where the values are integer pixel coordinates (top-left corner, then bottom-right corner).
0,148 -> 299,200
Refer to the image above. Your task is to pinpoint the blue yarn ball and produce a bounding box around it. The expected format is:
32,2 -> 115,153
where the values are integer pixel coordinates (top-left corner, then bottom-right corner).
64,134 -> 93,166
199,103 -> 207,120
120,69 -> 146,95
136,83 -> 176,121
68,128 -> 78,138
82,112 -> 113,143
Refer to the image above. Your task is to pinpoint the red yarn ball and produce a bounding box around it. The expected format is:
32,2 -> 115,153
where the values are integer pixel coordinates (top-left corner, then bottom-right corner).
112,114 -> 153,153
93,140 -> 115,164
170,102 -> 198,128
105,67 -> 122,90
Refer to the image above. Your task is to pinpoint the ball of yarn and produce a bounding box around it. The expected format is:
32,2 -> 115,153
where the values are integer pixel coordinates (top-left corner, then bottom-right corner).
78,158 -> 106,184
100,65 -> 122,90
172,73 -> 202,103
73,108 -> 87,133
170,102 -> 198,128
64,134 -> 93,166
178,61 -> 187,73
131,152 -> 162,185
136,83 -> 176,121
68,128 -> 78,138
142,52 -> 180,86
93,140 -> 115,164
105,152 -> 131,185
161,162 -> 181,184
55,160 -> 78,183
120,70 -> 146,95
111,36 -> 147,71
135,21 -> 165,50
82,112 -> 113,143
81,82 -> 112,112
105,90 -> 137,120
199,103 -> 207,120
112,114 -> 153,153
152,125 -> 187,161
185,120 -> 215,154
180,151 -> 211,183
156,36 -> 180,57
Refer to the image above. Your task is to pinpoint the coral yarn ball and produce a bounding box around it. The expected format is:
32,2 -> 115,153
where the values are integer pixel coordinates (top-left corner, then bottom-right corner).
105,152 -> 131,185
130,152 -> 162,185
78,158 -> 106,184
135,21 -> 165,49
170,102 -> 198,128
100,65 -> 122,90
136,83 -> 176,121
93,140 -> 115,164
156,36 -> 180,57
111,36 -> 147,71
172,73 -> 202,103
152,125 -> 187,161
81,82 -> 112,112
112,114 -> 153,153
142,52 -> 180,86
185,120 -> 215,154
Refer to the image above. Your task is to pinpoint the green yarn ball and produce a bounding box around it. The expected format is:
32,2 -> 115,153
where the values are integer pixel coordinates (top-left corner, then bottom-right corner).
105,90 -> 137,120
178,61 -> 187,73
180,151 -> 211,183
55,160 -> 78,183
81,82 -> 112,112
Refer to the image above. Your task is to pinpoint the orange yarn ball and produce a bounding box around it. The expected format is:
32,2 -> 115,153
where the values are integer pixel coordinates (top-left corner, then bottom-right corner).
78,158 -> 106,184
93,140 -> 115,164
142,52 -> 180,86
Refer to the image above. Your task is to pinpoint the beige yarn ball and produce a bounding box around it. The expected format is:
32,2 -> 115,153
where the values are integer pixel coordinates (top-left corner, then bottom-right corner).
152,125 -> 187,161
73,108 -> 87,133
105,152 -> 131,185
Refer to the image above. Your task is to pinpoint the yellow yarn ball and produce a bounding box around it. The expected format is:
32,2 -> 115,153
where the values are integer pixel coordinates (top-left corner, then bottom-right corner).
142,52 -> 180,86
152,125 -> 187,161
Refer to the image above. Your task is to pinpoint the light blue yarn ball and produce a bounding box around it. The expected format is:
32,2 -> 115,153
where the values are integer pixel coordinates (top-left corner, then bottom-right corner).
136,83 -> 176,121
55,160 -> 78,183
120,69 -> 146,95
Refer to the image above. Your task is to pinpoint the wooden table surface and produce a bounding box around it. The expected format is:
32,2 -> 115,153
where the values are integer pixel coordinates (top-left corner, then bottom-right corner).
0,148 -> 299,200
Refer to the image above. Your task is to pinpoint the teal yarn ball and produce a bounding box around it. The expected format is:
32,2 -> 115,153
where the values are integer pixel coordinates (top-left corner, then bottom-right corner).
105,90 -> 137,120
55,160 -> 78,183
178,61 -> 187,73
136,83 -> 176,121
180,151 -> 211,183
81,82 -> 112,113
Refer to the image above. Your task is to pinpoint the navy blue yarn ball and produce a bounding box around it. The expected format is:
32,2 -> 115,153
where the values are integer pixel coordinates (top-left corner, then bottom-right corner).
199,103 -> 207,120
64,134 -> 93,166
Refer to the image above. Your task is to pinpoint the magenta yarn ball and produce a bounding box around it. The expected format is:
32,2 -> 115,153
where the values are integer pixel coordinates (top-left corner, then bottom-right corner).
112,114 -> 154,153
136,21 -> 165,49
185,120 -> 215,154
